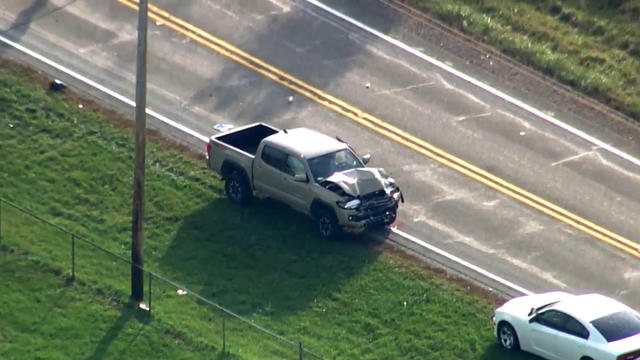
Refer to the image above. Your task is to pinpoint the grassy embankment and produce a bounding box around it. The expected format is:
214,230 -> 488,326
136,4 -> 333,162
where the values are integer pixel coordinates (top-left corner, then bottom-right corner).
413,0 -> 640,120
0,60 -> 542,359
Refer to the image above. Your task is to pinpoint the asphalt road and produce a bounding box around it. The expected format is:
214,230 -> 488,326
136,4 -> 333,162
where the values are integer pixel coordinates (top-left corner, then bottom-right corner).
2,0 -> 640,306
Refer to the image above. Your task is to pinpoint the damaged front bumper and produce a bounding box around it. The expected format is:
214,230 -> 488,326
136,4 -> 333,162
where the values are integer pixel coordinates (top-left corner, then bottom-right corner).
339,191 -> 402,233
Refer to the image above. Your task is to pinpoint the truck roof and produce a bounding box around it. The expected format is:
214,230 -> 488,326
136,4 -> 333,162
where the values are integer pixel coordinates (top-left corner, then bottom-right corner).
264,128 -> 348,159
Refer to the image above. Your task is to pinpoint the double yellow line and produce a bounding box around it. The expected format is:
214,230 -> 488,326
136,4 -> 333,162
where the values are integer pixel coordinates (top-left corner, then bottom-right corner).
118,0 -> 640,258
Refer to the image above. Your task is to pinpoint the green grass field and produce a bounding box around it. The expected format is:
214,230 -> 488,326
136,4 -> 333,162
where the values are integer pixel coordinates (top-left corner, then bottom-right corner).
0,58 -> 542,360
0,245 -> 233,360
412,0 -> 640,120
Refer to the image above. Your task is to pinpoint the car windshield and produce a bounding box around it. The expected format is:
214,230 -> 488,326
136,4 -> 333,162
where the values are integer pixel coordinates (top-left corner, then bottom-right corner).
307,149 -> 363,182
591,310 -> 640,342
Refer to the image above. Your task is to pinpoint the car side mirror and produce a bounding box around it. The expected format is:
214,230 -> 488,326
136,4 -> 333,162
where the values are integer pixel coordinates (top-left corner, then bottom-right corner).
362,153 -> 371,165
293,174 -> 308,182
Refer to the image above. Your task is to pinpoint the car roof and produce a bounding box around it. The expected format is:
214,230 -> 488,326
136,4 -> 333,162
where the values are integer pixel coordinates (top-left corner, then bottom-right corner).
264,128 -> 348,158
552,294 -> 630,322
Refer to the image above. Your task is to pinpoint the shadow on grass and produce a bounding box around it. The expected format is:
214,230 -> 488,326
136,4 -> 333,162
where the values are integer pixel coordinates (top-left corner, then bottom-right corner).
84,301 -> 147,360
160,197 -> 380,317
479,343 -> 543,360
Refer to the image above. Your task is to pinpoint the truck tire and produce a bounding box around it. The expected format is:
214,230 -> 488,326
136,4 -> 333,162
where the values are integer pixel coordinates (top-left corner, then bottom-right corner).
225,169 -> 253,205
315,207 -> 342,239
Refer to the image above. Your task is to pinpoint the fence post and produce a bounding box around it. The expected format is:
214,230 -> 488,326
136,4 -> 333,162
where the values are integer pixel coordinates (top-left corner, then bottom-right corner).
148,272 -> 152,316
299,342 -> 303,360
222,316 -> 226,352
71,234 -> 75,281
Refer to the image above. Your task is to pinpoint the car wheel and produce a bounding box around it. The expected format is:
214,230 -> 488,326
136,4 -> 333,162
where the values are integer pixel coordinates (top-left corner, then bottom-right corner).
498,322 -> 520,351
315,207 -> 341,239
224,170 -> 252,205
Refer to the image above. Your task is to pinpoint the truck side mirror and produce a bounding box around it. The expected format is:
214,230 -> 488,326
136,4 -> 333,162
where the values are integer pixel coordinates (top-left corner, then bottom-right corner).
293,174 -> 308,183
362,154 -> 371,165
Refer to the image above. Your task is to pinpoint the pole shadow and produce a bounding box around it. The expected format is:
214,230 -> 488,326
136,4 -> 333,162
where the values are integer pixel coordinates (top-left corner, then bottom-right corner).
83,301 -> 143,360
1,0 -> 49,41
183,0 -> 397,130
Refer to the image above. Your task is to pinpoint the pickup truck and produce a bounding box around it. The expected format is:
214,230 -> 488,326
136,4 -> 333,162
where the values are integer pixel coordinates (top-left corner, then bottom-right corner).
206,123 -> 403,238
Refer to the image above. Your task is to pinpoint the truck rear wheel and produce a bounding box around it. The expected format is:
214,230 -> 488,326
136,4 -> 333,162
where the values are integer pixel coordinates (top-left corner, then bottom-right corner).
315,207 -> 341,239
225,170 -> 253,205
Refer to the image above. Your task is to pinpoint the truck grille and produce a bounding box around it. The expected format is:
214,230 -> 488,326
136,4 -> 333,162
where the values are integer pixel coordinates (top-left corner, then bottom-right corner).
349,190 -> 396,224
360,190 -> 394,211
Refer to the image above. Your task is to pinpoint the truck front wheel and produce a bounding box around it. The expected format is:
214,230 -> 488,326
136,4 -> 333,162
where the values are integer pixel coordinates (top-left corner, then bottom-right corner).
315,208 -> 341,239
225,170 -> 253,205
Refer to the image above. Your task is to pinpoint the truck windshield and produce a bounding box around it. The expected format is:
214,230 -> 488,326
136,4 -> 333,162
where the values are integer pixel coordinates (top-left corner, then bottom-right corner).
308,149 -> 363,182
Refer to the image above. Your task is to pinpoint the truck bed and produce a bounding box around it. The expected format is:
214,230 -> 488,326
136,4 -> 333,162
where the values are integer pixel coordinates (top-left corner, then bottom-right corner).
215,123 -> 278,156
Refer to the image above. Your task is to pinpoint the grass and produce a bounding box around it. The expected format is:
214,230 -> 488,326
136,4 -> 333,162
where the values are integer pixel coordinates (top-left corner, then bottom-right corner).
410,0 -> 640,120
0,58 -> 542,359
0,246 -> 230,360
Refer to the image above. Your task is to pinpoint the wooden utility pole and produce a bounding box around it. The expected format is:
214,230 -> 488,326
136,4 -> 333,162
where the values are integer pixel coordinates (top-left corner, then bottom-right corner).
131,0 -> 148,303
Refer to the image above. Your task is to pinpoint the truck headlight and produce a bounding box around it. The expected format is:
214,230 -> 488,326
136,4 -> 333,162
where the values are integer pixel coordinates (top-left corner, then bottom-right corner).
337,199 -> 361,210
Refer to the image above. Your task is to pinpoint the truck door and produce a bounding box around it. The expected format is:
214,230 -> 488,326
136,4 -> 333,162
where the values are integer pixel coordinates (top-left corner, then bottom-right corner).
253,145 -> 290,202
283,154 -> 313,212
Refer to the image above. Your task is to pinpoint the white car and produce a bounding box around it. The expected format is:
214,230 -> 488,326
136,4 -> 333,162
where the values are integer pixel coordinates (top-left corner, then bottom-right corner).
493,291 -> 640,360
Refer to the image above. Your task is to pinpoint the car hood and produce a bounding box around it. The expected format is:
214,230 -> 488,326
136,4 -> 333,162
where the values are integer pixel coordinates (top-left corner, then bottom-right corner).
497,292 -> 574,318
324,168 -> 390,196
608,333 -> 640,356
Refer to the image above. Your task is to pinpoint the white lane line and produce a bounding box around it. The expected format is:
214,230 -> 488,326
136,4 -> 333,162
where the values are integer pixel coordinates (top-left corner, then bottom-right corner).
0,33 -> 533,298
0,35 -> 209,143
304,0 -> 640,169
391,227 -> 534,296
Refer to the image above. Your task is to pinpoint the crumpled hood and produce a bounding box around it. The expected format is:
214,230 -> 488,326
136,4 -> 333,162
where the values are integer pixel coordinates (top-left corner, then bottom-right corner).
324,168 -> 390,196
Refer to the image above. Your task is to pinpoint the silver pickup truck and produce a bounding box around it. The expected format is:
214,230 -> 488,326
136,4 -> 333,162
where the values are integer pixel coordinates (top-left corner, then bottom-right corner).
206,123 -> 403,238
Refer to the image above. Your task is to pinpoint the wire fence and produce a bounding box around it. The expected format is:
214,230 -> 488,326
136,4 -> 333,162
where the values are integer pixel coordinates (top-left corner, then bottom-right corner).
0,197 -> 323,360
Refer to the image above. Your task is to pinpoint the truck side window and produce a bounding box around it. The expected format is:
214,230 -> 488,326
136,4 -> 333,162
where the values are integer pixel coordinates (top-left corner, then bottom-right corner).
286,156 -> 306,177
261,145 -> 287,172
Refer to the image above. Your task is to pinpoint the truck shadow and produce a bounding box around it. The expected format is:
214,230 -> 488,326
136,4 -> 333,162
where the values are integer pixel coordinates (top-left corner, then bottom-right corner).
159,196 -> 380,318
